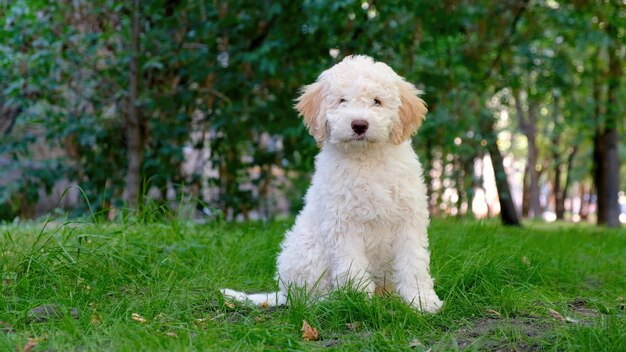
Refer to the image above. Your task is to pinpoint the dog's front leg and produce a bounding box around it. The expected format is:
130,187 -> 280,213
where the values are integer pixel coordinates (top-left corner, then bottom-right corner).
328,232 -> 375,295
392,225 -> 443,313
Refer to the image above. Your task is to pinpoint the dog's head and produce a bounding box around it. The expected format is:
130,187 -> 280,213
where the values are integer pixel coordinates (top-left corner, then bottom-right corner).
295,55 -> 427,146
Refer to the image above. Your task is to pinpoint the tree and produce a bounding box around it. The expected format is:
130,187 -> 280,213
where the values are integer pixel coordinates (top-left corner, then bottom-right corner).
594,19 -> 622,227
123,0 -> 143,209
584,1 -> 624,227
0,0 -> 622,225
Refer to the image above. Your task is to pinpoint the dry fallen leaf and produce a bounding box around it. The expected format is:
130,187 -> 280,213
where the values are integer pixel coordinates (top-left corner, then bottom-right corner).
22,337 -> 46,352
548,308 -> 565,321
22,339 -> 38,352
548,309 -> 578,323
409,338 -> 423,348
486,309 -> 501,316
565,316 -> 579,323
90,314 -> 102,325
345,321 -> 362,331
301,320 -> 319,341
131,313 -> 148,323
209,314 -> 225,321
224,301 -> 236,309
165,331 -> 178,337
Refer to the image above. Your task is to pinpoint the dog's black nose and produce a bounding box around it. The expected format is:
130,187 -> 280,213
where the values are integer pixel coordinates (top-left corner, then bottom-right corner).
351,120 -> 369,135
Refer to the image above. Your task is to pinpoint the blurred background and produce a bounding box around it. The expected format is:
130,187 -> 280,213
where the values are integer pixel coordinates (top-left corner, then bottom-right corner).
0,0 -> 624,227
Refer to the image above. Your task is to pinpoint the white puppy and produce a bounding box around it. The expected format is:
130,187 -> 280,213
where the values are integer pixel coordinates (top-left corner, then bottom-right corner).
222,55 -> 443,313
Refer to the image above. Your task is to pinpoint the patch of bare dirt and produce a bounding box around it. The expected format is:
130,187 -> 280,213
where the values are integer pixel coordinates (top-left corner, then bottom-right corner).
27,304 -> 79,323
567,298 -> 600,320
454,316 -> 550,351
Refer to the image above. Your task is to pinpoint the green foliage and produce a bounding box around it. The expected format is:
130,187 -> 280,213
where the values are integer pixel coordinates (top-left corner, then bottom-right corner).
0,219 -> 624,350
0,1 -> 624,220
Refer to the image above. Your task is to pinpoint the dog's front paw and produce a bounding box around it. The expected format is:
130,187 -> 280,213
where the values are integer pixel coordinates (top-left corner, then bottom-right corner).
363,280 -> 376,298
414,295 -> 443,313
405,292 -> 443,313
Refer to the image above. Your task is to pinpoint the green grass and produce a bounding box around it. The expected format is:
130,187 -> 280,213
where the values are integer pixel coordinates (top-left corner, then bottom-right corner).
1,217 -> 624,351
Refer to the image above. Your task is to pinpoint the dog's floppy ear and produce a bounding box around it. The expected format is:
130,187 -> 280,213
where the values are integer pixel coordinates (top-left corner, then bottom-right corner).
391,80 -> 428,144
295,81 -> 327,144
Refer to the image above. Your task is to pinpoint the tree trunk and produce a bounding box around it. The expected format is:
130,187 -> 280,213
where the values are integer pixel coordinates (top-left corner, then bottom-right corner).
553,161 -> 564,220
592,132 -> 607,224
0,102 -> 20,135
550,95 -> 565,220
521,163 -> 530,217
477,96 -> 520,226
456,153 -> 476,216
486,138 -> 520,226
453,156 -> 462,215
559,146 -> 578,220
598,127 -> 620,227
591,51 -> 605,224
424,136 -> 435,215
123,0 -> 143,209
527,104 -> 542,219
514,89 -> 542,219
461,153 -> 476,216
602,23 -> 621,228
579,182 -> 590,221
593,26 -> 621,228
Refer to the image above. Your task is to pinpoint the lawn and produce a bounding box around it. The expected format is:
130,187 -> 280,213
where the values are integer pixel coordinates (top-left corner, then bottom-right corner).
1,217 -> 624,351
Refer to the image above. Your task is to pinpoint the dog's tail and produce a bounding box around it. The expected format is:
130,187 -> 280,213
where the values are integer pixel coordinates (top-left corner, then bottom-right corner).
220,288 -> 288,307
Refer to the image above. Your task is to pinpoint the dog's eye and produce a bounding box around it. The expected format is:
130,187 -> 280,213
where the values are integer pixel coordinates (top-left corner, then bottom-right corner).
339,98 -> 347,104
373,98 -> 382,106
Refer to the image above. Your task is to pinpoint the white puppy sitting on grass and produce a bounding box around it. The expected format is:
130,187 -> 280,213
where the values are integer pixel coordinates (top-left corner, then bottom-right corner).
222,55 -> 443,313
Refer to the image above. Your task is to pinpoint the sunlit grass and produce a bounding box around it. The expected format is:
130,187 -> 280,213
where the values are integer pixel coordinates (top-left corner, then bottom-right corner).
1,217 -> 624,351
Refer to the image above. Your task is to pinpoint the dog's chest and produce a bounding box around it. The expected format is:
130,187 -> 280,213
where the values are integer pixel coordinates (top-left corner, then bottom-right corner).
310,145 -> 427,231
318,163 -> 403,223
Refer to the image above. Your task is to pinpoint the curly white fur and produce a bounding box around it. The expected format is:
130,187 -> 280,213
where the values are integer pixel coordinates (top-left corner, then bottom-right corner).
221,55 -> 443,313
